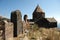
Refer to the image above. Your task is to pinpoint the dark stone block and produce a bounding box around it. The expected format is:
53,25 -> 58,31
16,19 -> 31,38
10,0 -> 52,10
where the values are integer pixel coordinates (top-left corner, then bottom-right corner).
11,10 -> 23,37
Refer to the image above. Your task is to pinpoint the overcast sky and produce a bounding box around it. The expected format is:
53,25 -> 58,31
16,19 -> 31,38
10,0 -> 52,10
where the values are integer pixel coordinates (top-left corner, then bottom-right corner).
0,0 -> 60,23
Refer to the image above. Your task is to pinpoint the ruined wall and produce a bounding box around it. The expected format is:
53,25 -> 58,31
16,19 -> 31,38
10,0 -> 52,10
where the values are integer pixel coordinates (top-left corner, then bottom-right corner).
0,20 -> 13,40
0,21 -> 5,40
5,21 -> 13,40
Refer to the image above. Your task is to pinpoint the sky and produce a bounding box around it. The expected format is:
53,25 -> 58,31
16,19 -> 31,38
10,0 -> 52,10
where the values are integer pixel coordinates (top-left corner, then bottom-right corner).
0,0 -> 60,23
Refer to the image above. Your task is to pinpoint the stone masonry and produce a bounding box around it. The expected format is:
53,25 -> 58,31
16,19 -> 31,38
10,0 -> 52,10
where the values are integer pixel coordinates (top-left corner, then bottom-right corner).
0,20 -> 13,40
11,10 -> 23,37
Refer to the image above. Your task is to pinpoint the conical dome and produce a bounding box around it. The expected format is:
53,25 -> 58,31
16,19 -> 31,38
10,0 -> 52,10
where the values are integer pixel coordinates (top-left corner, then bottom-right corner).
33,5 -> 45,21
33,5 -> 43,13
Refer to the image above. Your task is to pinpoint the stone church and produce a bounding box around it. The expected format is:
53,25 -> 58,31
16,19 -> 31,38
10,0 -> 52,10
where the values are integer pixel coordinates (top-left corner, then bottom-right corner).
28,5 -> 57,28
0,5 -> 57,40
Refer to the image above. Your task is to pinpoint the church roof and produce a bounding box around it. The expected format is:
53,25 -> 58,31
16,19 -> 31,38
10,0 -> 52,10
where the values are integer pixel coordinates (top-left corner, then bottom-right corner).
46,18 -> 57,22
33,5 -> 44,13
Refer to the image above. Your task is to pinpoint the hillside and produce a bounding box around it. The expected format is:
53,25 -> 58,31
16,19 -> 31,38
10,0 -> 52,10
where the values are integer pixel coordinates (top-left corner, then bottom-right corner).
22,24 -> 60,40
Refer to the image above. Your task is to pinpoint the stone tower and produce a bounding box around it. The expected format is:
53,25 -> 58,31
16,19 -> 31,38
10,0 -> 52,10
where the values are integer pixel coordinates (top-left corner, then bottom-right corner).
33,5 -> 45,21
11,10 -> 23,37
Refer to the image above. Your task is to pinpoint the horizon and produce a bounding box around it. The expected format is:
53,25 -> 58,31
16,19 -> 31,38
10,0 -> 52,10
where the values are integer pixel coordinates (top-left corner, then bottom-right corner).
0,0 -> 60,27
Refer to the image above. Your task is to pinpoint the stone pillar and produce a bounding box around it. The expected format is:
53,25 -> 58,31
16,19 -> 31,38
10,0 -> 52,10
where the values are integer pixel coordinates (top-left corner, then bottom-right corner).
11,10 -> 23,37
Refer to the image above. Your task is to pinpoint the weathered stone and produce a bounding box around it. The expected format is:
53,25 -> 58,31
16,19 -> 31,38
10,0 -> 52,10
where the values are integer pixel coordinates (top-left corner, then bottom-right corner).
0,21 -> 5,40
11,10 -> 23,37
4,20 -> 13,40
0,20 -> 13,40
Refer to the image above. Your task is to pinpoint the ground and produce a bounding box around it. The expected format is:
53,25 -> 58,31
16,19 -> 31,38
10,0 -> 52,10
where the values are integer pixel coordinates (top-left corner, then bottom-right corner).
20,24 -> 60,40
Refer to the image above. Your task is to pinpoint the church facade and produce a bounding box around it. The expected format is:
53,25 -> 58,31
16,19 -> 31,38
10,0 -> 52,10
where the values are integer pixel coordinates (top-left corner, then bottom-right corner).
28,5 -> 57,28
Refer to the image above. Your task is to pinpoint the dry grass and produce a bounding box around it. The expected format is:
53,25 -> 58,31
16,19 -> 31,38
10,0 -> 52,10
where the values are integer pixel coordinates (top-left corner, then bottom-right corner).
26,24 -> 60,40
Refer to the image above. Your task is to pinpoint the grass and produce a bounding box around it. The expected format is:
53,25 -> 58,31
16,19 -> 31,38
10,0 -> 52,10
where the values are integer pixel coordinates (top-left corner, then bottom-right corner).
25,24 -> 60,40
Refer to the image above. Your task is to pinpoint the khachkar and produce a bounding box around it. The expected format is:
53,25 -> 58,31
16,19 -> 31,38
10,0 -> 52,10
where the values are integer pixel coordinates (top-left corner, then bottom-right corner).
11,10 -> 23,37
0,20 -> 13,40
